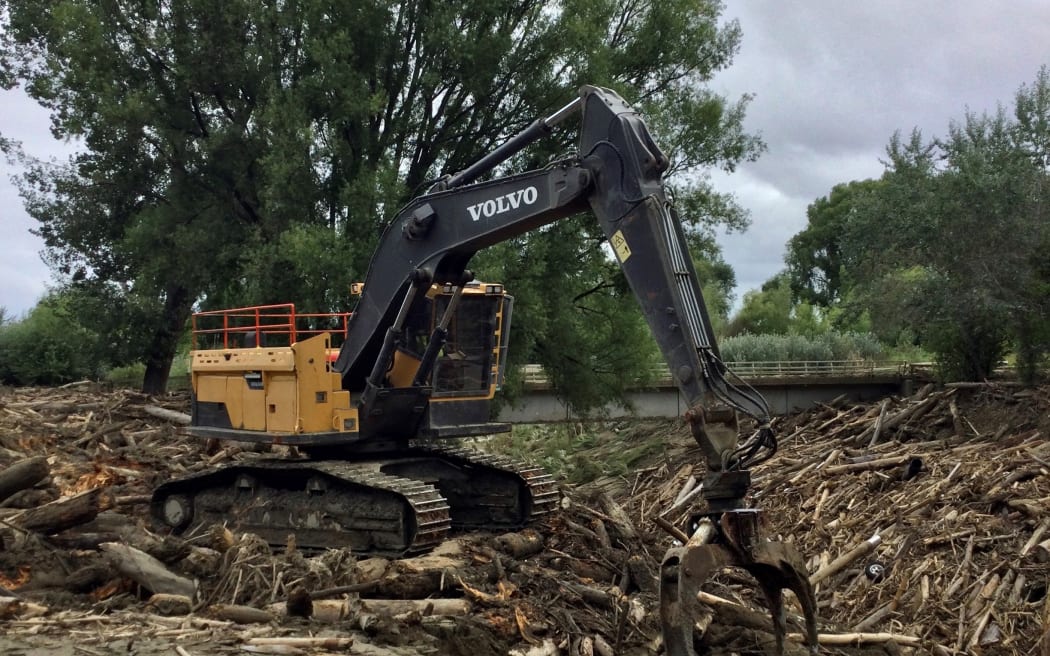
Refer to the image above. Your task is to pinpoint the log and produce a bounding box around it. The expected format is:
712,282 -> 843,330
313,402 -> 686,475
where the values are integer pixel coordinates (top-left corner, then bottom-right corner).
1032,538 -> 1050,564
210,604 -> 274,624
361,598 -> 471,617
787,631 -> 922,647
598,491 -> 638,541
65,564 -> 113,593
0,596 -> 48,619
495,530 -> 545,559
561,581 -> 621,609
245,637 -> 353,649
266,598 -> 470,621
139,405 -> 191,425
653,516 -> 689,544
16,487 -> 114,535
100,542 -> 197,598
809,534 -> 882,585
866,399 -> 890,448
823,455 -> 916,476
147,593 -> 193,616
0,456 -> 49,503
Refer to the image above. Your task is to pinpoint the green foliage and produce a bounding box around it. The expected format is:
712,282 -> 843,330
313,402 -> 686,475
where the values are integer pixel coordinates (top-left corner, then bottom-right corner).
475,219 -> 660,414
719,331 -> 883,363
2,0 -> 761,396
785,180 -> 882,307
726,274 -> 793,336
725,274 -> 839,338
0,296 -> 102,385
840,71 -> 1050,381
790,67 -> 1050,382
483,421 -> 672,485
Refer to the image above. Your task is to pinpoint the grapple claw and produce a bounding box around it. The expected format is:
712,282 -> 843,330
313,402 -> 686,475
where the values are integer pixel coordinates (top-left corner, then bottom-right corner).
660,539 -> 733,655
659,512 -> 820,656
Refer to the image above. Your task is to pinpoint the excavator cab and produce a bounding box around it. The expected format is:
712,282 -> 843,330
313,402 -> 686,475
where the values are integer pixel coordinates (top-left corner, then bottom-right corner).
387,282 -> 511,398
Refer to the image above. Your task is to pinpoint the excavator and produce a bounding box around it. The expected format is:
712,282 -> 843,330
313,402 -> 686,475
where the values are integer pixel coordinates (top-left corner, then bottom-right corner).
151,86 -> 818,654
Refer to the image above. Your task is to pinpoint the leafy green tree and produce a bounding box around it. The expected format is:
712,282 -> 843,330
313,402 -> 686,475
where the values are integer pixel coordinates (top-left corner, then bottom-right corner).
786,179 -> 881,307
726,274 -> 794,336
725,272 -> 838,339
0,293 -> 102,385
2,0 -> 762,401
1011,66 -> 1050,380
841,70 -> 1050,380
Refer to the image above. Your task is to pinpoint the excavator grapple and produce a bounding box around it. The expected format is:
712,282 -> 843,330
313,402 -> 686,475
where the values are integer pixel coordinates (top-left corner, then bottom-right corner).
660,511 -> 819,655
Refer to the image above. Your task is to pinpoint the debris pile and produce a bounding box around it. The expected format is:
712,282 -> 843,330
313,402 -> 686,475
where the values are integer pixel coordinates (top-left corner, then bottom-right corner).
608,383 -> 1050,655
1,382 -> 1048,655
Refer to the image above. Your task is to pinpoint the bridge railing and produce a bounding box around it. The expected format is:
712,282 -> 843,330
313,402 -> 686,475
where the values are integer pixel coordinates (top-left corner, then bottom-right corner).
719,360 -> 909,378
521,360 -> 910,386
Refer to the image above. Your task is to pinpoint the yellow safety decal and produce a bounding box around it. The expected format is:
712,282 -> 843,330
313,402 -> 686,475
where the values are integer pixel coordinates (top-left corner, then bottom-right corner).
610,230 -> 632,263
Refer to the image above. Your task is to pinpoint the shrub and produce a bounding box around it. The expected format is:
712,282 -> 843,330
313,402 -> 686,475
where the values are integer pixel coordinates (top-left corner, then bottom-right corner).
719,330 -> 884,363
0,303 -> 102,385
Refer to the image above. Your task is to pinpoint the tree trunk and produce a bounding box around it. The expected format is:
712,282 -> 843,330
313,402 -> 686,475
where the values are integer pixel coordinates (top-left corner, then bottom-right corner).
16,487 -> 114,535
142,285 -> 192,395
0,457 -> 50,504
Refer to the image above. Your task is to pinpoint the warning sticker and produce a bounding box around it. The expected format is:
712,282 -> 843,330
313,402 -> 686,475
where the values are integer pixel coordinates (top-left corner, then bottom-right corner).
610,230 -> 632,263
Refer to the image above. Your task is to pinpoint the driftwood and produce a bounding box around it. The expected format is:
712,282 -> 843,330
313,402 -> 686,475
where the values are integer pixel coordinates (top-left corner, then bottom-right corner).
0,596 -> 48,620
65,564 -> 113,593
266,598 -> 471,622
210,604 -> 274,624
13,487 -> 114,535
1,384 -> 1048,655
360,598 -> 471,617
100,542 -> 197,598
146,593 -> 193,615
496,530 -> 545,559
245,637 -> 353,649
597,491 -> 638,541
138,405 -> 191,425
810,534 -> 882,586
0,456 -> 49,503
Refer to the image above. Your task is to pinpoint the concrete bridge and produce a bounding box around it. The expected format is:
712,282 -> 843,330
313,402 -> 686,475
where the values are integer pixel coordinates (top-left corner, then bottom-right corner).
496,361 -> 917,423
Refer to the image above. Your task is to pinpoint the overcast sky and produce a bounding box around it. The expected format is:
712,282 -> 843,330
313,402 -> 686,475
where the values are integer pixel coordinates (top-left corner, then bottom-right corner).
1,1 -> 1048,317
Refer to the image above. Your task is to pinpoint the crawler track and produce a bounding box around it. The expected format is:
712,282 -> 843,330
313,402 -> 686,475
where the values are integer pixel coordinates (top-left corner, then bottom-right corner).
151,444 -> 559,557
151,461 -> 450,556
407,442 -> 560,525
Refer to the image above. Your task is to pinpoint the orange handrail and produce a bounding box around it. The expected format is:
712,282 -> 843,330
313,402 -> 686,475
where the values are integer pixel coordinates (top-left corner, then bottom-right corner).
191,304 -> 351,349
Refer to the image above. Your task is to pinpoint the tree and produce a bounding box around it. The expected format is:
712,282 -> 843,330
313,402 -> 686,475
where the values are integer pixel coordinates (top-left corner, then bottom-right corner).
1,0 -> 763,400
785,179 -> 881,307
726,274 -> 793,336
0,292 -> 102,385
840,71 -> 1050,380
1011,66 -> 1050,381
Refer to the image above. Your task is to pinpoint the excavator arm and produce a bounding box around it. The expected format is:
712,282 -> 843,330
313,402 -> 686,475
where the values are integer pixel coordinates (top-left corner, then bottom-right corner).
333,85 -> 817,654
337,86 -> 772,478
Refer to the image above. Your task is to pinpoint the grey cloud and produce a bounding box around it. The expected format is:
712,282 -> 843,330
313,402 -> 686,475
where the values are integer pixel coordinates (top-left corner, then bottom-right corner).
712,0 -> 1050,306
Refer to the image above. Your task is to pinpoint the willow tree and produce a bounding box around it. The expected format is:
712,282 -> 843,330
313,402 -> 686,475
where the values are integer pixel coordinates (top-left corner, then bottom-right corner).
1,0 -> 762,401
